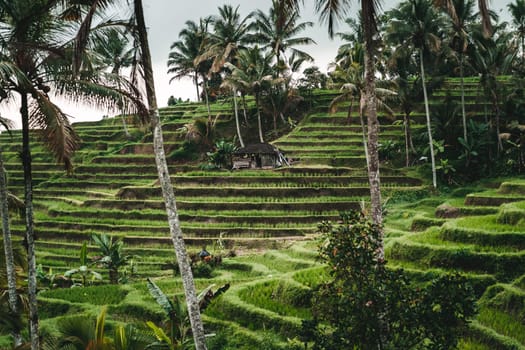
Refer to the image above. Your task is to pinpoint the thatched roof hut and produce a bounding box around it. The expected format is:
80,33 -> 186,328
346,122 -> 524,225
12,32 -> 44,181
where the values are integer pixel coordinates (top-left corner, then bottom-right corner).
233,143 -> 284,169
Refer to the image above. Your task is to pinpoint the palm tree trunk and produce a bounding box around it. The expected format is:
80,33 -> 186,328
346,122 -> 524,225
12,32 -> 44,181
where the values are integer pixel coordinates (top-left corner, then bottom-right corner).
202,77 -> 211,120
460,54 -> 467,142
241,93 -> 250,126
233,88 -> 245,148
21,92 -> 39,350
420,49 -> 437,188
0,147 -> 23,347
359,94 -> 369,169
133,2 -> 207,349
194,72 -> 201,102
256,93 -> 264,143
109,268 -> 119,284
404,113 -> 410,167
362,2 -> 383,235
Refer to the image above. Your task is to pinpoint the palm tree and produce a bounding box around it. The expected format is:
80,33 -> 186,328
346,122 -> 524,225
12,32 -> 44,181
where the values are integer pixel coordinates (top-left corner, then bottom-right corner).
307,0 -> 384,235
168,19 -> 211,103
223,48 -> 277,142
0,116 -> 24,346
0,2 -> 84,346
437,0 -> 476,143
92,27 -> 137,138
470,23 -> 516,153
433,0 -> 492,37
329,45 -> 397,169
386,0 -> 444,188
198,5 -> 255,148
202,5 -> 255,74
91,234 -> 131,285
133,1 -> 207,349
253,0 -> 315,74
508,0 -> 525,64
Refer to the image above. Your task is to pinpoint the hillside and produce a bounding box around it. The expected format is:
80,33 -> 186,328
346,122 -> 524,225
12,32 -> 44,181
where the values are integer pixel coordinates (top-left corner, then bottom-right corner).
1,79 -> 525,349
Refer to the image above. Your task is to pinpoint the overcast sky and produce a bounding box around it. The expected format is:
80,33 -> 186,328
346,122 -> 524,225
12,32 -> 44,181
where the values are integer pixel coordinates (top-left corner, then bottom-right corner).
0,0 -> 514,124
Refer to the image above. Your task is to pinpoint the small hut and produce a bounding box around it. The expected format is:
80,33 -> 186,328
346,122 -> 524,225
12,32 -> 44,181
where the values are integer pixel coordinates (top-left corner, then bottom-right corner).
232,143 -> 286,169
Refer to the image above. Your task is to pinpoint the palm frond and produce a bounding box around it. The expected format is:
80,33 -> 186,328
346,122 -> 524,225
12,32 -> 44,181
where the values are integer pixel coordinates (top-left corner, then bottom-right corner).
315,0 -> 353,38
29,91 -> 79,173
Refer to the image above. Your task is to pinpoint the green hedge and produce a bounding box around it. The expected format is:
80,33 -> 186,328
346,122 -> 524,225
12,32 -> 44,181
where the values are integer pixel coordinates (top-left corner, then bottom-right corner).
387,241 -> 525,280
440,222 -> 525,249
206,289 -> 302,339
468,321 -> 525,350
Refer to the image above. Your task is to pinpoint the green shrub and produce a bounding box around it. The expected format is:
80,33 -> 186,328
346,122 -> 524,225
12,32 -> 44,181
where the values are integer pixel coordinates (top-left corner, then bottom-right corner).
193,262 -> 213,278
309,212 -> 477,349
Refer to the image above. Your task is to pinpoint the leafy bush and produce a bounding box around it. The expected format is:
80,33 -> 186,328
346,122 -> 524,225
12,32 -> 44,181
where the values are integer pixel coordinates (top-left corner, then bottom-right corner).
206,140 -> 237,169
305,212 -> 477,349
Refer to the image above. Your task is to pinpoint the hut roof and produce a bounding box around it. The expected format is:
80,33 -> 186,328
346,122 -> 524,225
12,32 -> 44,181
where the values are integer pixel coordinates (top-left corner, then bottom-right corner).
234,143 -> 280,155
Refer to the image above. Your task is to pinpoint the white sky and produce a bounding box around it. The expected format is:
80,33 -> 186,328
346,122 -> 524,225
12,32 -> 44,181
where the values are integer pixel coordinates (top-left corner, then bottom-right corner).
0,0 -> 513,125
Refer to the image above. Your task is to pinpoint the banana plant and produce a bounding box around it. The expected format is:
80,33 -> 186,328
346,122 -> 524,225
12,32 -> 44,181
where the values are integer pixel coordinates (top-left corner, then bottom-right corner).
146,278 -> 193,350
64,241 -> 102,287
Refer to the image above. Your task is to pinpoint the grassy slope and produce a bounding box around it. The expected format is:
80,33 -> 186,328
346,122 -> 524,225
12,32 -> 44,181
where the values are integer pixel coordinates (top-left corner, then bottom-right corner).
1,80 -> 524,349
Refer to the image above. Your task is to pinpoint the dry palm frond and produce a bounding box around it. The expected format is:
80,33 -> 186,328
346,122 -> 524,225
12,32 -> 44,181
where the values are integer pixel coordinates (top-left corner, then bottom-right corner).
29,91 -> 79,173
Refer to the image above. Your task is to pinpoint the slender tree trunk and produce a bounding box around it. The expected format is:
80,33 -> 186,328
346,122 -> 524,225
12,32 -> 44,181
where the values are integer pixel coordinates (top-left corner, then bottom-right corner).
256,94 -> 264,143
0,147 -> 23,347
202,77 -> 211,121
109,268 -> 118,284
460,54 -> 467,142
21,92 -> 39,350
359,94 -> 369,169
403,112 -> 415,167
494,97 -> 503,153
404,113 -> 410,167
420,49 -> 437,188
241,93 -> 250,126
194,72 -> 200,102
362,3 -> 383,237
233,88 -> 245,148
134,2 -> 207,349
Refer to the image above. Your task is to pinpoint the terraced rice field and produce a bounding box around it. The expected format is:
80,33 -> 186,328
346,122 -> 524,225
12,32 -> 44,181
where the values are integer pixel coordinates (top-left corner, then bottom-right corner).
2,79 -> 525,349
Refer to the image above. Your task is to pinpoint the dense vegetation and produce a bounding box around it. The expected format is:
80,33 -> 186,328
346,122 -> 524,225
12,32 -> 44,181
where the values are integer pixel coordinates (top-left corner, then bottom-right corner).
1,0 -> 525,349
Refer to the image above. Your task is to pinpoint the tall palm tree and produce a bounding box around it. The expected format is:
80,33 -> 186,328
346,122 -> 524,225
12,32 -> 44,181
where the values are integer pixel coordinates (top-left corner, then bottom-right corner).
253,0 -> 315,74
168,19 -> 210,103
307,0 -> 384,235
0,116 -> 24,347
92,27 -> 136,138
0,2 -> 84,347
437,0 -> 477,143
223,47 -> 277,142
470,23 -> 516,153
434,0 -> 492,37
508,0 -> 525,64
329,45 -> 397,169
386,0 -> 444,188
198,5 -> 255,147
133,1 -> 207,349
